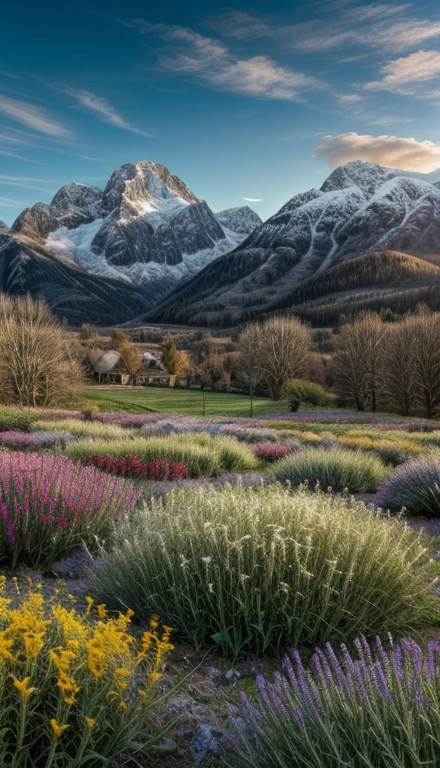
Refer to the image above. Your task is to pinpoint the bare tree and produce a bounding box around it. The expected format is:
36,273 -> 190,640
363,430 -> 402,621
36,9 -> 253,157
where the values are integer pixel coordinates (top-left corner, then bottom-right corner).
383,318 -> 417,416
0,295 -> 83,407
333,312 -> 386,411
238,323 -> 264,404
410,307 -> 440,419
112,329 -> 141,384
238,316 -> 311,400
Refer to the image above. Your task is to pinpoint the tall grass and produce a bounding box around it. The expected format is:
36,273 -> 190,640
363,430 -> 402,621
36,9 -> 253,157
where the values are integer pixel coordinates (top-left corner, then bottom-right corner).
274,448 -> 387,493
34,419 -> 134,441
376,456 -> 440,516
91,484 -> 434,657
66,434 -> 258,478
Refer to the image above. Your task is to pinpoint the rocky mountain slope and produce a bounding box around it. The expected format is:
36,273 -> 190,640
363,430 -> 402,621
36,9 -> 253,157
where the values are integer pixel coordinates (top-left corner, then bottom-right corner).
0,235 -> 151,326
1,161 -> 262,323
144,161 -> 440,326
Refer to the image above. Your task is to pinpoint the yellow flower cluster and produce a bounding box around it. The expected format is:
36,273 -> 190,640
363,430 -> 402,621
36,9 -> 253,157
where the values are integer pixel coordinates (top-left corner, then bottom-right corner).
0,577 -> 173,764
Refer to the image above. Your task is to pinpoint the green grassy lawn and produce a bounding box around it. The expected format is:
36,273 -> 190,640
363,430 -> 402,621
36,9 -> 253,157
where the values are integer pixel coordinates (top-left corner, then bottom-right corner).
81,386 -> 290,417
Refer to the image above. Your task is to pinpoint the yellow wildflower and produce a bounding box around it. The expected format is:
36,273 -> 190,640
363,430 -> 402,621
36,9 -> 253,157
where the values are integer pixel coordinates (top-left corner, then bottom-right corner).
149,615 -> 159,630
97,604 -> 107,620
12,675 -> 37,701
0,633 -> 15,663
85,717 -> 96,729
85,596 -> 94,617
50,719 -> 70,740
148,670 -> 162,686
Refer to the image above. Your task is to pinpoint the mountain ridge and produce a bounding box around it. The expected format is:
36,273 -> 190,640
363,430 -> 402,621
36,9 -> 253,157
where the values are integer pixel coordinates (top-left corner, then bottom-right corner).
143,160 -> 440,326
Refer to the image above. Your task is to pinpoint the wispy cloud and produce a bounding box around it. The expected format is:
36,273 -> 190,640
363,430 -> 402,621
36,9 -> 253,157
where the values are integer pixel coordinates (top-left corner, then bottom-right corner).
205,11 -> 271,40
209,5 -> 440,56
131,21 -> 320,101
0,148 -> 41,163
63,87 -> 152,137
0,95 -> 72,138
0,174 -> 57,193
365,50 -> 440,94
0,195 -> 24,209
336,93 -> 363,105
313,132 -> 440,173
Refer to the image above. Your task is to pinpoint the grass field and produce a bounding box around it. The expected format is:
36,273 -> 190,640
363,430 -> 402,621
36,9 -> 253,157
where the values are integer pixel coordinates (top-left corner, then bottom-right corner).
81,386 -> 289,417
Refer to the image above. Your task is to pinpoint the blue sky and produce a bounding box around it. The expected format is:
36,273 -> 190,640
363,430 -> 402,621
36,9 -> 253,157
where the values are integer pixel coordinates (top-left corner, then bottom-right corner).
1,0 -> 440,224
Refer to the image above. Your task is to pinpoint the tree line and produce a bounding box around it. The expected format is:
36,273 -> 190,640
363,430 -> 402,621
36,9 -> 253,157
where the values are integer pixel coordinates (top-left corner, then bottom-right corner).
1,295 -> 440,420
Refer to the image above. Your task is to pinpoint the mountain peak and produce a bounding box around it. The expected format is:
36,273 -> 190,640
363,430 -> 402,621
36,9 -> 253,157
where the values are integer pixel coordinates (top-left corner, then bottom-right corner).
101,160 -> 199,218
51,182 -> 102,214
321,160 -> 396,195
215,205 -> 263,235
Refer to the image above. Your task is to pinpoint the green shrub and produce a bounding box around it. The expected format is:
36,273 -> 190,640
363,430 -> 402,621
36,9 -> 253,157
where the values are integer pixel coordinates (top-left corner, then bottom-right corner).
376,457 -> 440,516
91,484 -> 434,657
0,407 -> 37,432
282,379 -> 336,412
34,419 -> 134,441
66,434 -> 258,478
273,448 -> 386,493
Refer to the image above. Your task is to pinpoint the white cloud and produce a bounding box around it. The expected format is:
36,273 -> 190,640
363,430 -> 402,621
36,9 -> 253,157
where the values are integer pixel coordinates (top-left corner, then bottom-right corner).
336,93 -> 363,105
244,197 -> 263,202
133,22 -> 320,101
0,95 -> 72,138
312,132 -> 440,173
365,50 -> 440,94
64,88 -> 152,137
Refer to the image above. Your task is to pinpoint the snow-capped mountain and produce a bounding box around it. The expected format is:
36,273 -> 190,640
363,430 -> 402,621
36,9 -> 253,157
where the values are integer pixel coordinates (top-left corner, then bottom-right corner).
8,161 -> 261,310
215,206 -> 262,235
145,160 -> 440,326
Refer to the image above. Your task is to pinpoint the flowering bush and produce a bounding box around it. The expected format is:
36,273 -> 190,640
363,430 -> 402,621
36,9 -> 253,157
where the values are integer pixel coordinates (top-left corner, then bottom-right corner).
0,579 -> 173,768
36,409 -> 84,421
340,435 -> 422,466
0,431 -> 37,450
67,434 -> 258,478
96,412 -> 162,428
84,453 -> 188,481
218,425 -> 279,443
0,453 -> 140,569
92,484 -> 433,657
226,635 -> 440,768
376,456 -> 440,516
254,442 -> 291,463
30,430 -> 73,449
274,448 -> 387,493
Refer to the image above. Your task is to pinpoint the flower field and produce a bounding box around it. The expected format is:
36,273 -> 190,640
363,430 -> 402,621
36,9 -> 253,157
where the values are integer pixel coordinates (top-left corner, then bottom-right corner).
0,403 -> 440,766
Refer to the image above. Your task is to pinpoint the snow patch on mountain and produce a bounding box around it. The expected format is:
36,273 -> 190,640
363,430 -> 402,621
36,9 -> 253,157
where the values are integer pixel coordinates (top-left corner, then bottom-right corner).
131,195 -> 190,228
46,220 -> 131,283
45,220 -> 243,290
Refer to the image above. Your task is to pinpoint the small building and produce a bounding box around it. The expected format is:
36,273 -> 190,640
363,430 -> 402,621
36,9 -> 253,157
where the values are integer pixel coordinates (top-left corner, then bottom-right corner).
89,349 -> 130,385
141,352 -> 166,372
